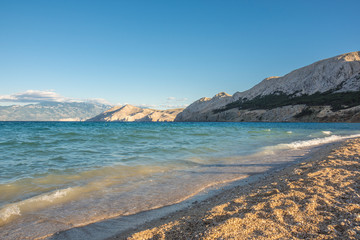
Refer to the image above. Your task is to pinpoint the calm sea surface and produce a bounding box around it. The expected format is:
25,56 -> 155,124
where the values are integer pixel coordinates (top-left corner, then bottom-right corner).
1,122 -> 360,239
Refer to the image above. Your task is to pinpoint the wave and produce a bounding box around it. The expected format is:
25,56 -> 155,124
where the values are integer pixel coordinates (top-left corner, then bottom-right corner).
253,134 -> 360,157
322,131 -> 332,135
0,164 -> 173,226
280,134 -> 360,150
248,128 -> 272,134
0,188 -> 73,225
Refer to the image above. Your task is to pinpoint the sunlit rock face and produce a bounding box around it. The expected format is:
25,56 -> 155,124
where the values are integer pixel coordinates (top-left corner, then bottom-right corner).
87,104 -> 183,122
175,51 -> 360,122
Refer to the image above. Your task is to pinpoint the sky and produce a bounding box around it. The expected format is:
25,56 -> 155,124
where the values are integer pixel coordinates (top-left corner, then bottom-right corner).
0,0 -> 359,108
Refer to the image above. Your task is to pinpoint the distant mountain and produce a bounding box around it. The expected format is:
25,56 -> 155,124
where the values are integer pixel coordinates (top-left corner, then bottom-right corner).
0,102 -> 111,121
87,104 -> 183,122
175,51 -> 360,122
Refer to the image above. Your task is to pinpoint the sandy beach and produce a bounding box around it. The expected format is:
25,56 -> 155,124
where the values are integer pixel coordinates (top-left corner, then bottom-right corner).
108,138 -> 360,240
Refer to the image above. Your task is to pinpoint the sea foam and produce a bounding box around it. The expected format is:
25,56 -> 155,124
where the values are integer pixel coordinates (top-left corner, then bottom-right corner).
0,188 -> 72,224
281,134 -> 360,149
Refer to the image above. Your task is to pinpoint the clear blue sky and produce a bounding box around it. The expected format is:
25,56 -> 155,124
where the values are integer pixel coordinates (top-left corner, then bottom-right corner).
1,0 -> 359,108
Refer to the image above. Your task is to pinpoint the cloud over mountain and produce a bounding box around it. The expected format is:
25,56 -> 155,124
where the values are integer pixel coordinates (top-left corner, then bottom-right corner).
0,90 -> 110,105
135,97 -> 190,110
167,97 -> 188,102
0,90 -> 69,103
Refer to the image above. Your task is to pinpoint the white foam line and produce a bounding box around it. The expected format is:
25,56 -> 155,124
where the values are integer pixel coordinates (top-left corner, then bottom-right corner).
322,131 -> 332,135
0,188 -> 72,223
281,134 -> 360,150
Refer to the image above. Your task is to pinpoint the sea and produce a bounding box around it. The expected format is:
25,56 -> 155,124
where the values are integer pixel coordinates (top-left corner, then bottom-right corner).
1,121 -> 360,239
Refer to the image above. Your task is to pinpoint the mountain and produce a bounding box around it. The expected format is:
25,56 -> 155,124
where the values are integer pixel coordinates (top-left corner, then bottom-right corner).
87,104 -> 183,122
175,51 -> 360,122
0,102 -> 111,121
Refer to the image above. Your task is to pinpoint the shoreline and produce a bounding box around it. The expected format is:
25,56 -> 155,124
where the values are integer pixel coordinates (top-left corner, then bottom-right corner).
111,137 -> 360,240
48,137 -> 359,240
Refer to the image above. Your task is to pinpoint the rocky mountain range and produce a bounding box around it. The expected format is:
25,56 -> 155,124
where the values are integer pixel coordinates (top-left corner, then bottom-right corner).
0,102 -> 111,121
175,51 -> 360,122
2,51 -> 359,122
87,104 -> 183,122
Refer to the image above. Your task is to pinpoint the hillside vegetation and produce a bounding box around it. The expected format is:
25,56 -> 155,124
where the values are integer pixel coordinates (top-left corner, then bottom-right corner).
214,90 -> 360,114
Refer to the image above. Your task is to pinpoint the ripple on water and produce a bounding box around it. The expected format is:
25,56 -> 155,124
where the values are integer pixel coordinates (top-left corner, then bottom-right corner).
0,122 -> 360,239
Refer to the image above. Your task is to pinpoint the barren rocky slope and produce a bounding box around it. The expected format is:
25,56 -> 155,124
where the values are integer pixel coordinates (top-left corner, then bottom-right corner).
87,104 -> 183,122
175,51 -> 360,122
0,102 -> 111,121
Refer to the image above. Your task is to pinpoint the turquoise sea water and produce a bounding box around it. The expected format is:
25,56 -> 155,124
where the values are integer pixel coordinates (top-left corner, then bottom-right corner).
1,122 -> 360,239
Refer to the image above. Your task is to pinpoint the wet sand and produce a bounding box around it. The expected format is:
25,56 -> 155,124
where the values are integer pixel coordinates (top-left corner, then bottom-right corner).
111,138 -> 360,240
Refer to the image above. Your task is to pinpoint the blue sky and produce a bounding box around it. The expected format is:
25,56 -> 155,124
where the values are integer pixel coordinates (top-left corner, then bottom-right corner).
1,0 -> 359,108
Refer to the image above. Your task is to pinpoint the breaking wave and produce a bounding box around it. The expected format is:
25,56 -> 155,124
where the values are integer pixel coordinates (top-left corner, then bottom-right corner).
322,131 -> 332,135
0,188 -> 72,225
280,134 -> 360,149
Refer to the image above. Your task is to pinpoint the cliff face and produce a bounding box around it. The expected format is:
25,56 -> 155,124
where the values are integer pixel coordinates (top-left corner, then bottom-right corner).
175,51 -> 360,122
87,104 -> 183,122
233,51 -> 360,100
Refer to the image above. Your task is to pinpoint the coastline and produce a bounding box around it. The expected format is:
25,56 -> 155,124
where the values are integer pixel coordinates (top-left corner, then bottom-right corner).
49,137 -> 360,240
112,137 -> 360,240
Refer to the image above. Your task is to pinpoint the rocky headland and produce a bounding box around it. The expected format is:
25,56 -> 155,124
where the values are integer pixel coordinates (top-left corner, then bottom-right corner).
175,51 -> 360,122
87,104 -> 183,122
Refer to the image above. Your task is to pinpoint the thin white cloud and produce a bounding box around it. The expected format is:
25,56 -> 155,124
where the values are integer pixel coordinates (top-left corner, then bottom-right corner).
136,104 -> 158,109
136,103 -> 189,109
166,97 -> 188,102
159,97 -> 190,109
159,104 -> 189,109
0,90 -> 71,103
85,98 -> 112,105
0,90 -> 111,105
136,96 -> 191,109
